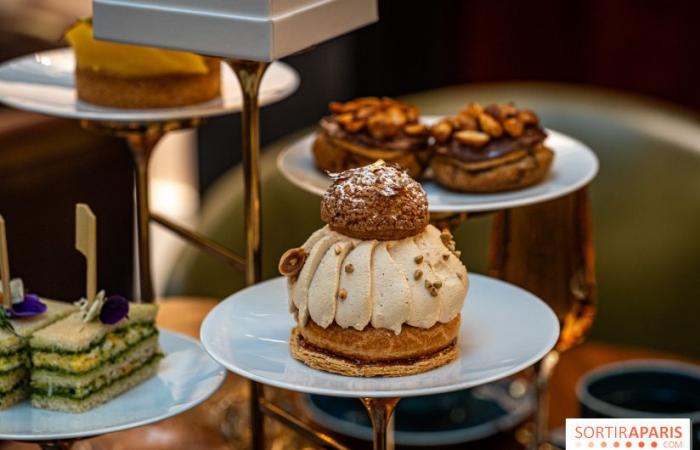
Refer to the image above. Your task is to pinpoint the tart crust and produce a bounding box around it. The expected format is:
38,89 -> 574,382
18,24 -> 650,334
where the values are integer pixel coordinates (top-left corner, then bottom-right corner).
75,58 -> 221,108
313,131 -> 427,179
290,328 -> 458,377
430,144 -> 554,192
290,316 -> 460,377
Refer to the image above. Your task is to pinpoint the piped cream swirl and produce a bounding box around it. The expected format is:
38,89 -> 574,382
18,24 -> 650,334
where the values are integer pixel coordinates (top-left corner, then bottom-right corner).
287,225 -> 468,335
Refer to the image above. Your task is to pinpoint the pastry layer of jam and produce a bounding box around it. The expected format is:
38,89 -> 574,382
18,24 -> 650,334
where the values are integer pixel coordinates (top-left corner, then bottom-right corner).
297,333 -> 456,366
437,126 -> 547,163
320,117 -> 428,153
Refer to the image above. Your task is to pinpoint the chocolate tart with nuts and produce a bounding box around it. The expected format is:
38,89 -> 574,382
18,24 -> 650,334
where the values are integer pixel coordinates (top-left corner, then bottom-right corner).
430,102 -> 554,192
312,97 -> 430,178
279,162 -> 469,377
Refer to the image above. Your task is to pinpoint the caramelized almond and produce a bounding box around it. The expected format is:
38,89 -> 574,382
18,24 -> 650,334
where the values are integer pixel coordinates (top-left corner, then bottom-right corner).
404,123 -> 427,136
431,120 -> 453,143
478,113 -> 503,137
465,101 -> 484,117
518,109 -> 539,125
503,118 -> 524,137
454,130 -> 490,146
344,120 -> 366,133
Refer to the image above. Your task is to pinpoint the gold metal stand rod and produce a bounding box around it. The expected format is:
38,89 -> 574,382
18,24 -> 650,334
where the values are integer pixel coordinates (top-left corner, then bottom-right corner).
80,119 -> 202,303
150,212 -> 246,272
259,399 -> 351,450
227,58 -> 270,450
126,132 -> 162,302
360,397 -> 400,450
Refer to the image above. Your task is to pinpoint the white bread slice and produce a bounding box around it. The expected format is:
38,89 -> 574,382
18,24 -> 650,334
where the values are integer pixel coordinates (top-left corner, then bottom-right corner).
31,304 -> 157,352
9,299 -> 77,338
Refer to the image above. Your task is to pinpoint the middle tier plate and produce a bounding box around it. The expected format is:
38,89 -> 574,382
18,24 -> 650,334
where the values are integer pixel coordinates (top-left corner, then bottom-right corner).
200,274 -> 559,398
277,118 -> 598,213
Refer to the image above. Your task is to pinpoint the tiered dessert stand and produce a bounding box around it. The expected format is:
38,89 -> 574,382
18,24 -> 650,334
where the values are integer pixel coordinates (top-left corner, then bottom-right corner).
0,51 -> 297,448
0,2 -> 598,449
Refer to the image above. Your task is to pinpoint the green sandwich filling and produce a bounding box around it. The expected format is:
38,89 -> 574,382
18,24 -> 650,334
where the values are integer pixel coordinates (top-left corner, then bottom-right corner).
32,323 -> 157,375
0,372 -> 28,399
0,349 -> 29,374
32,353 -> 162,400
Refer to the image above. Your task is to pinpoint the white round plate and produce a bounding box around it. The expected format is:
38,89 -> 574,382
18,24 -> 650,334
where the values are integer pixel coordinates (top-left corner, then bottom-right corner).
0,48 -> 299,122
201,274 -> 559,398
0,330 -> 226,441
277,118 -> 598,213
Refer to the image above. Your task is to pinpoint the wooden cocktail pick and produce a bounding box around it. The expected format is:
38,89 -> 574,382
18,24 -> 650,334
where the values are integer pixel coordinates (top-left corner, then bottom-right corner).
0,216 -> 11,308
75,204 -> 97,304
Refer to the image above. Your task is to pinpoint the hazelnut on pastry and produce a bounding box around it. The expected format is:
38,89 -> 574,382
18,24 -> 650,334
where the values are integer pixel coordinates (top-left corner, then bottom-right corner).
279,161 -> 469,377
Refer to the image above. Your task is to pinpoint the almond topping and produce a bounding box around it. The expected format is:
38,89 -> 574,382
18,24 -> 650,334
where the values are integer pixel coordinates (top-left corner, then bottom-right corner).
518,109 -> 539,125
455,113 -> 478,131
345,263 -> 354,273
336,113 -> 354,126
478,113 -> 503,137
403,123 -> 427,136
503,117 -> 524,137
429,287 -> 439,297
454,130 -> 490,146
338,288 -> 348,300
431,120 -> 453,143
414,255 -> 424,264
414,269 -> 423,280
278,248 -> 307,277
329,101 -> 344,113
442,253 -> 450,261
465,101 -> 484,117
355,105 -> 375,119
433,280 -> 443,289
387,106 -> 407,128
344,120 -> 366,133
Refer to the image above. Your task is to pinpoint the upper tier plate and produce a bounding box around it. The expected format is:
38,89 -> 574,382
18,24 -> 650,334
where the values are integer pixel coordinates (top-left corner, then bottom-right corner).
200,274 -> 559,398
0,48 -> 299,122
277,120 -> 598,213
0,330 -> 226,441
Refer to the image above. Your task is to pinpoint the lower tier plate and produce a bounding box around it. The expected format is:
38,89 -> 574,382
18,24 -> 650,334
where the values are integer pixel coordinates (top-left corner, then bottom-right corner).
0,330 -> 226,441
201,274 -> 559,398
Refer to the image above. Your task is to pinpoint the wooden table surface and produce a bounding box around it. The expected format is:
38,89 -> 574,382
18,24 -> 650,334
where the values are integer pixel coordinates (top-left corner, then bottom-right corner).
2,298 -> 697,450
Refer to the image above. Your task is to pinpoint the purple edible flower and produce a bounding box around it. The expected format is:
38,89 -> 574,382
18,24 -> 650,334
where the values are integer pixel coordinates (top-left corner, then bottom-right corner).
6,294 -> 47,318
100,295 -> 129,325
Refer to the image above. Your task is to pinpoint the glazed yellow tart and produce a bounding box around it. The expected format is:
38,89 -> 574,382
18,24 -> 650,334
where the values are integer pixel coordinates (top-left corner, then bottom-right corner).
66,20 -> 220,108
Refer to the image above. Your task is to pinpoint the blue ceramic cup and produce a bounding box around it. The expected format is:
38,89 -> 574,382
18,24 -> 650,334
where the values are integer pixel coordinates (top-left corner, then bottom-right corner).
577,360 -> 700,447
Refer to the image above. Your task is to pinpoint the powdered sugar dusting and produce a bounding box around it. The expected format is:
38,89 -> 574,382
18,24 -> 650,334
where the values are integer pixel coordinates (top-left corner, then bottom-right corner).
321,162 -> 428,240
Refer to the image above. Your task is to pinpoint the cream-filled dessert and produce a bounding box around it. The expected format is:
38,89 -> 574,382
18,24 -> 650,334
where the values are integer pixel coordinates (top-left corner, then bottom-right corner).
279,162 -> 468,377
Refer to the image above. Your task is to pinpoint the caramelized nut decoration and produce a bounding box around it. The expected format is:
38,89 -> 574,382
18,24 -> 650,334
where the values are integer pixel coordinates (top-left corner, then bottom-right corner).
431,102 -> 547,164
